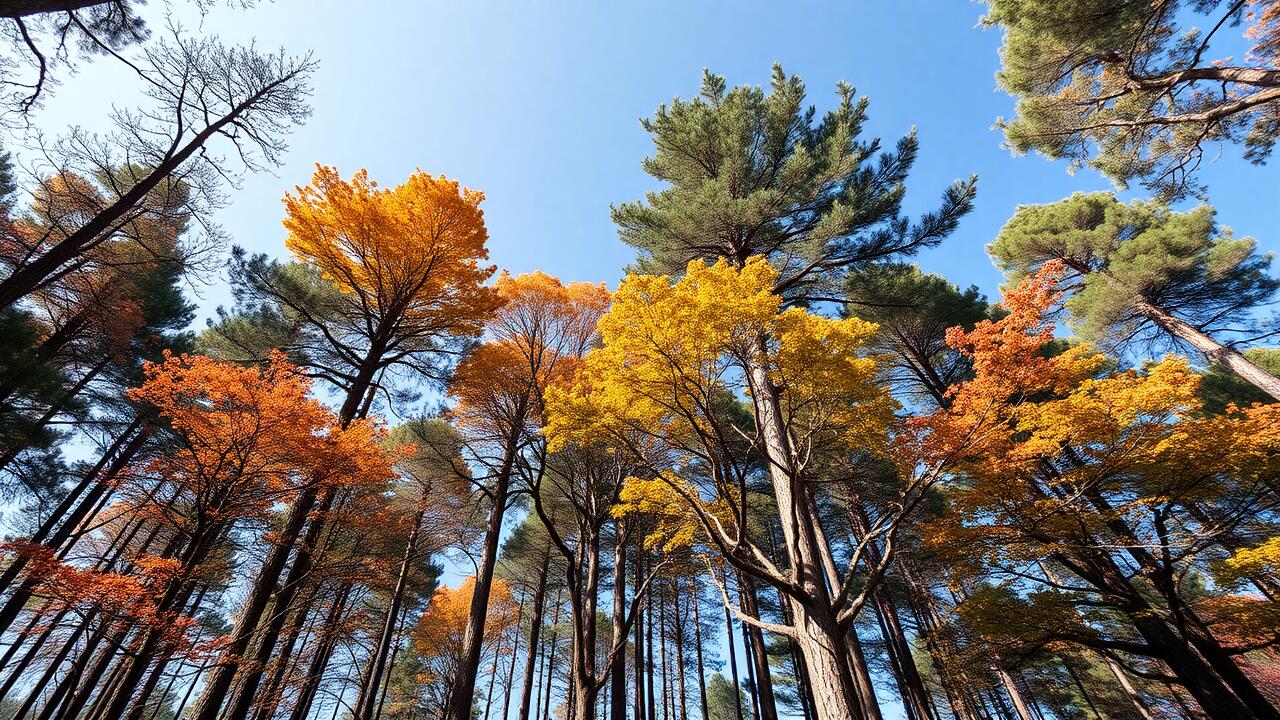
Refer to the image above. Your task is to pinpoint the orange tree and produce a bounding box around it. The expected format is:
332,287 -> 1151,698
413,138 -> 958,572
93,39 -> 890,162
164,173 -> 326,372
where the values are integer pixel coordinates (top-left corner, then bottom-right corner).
917,263 -> 1280,720
26,351 -> 394,720
443,271 -> 608,719
190,165 -> 497,720
409,577 -> 520,717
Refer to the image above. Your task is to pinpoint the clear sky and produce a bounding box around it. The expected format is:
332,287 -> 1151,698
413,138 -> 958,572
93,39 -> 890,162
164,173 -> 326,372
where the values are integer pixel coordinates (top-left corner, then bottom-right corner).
24,2 -> 1280,718
32,0 -> 1280,317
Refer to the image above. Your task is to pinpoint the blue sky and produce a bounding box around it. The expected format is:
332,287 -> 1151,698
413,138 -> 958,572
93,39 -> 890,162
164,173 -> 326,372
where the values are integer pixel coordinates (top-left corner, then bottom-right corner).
34,0 -> 1280,316
26,2 -> 1280,718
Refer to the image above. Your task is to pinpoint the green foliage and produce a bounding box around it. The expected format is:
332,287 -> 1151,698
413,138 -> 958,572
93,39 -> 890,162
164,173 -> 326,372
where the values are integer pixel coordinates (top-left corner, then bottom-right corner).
1200,348 -> 1280,414
613,64 -> 977,300
845,262 -> 994,406
705,673 -> 749,720
984,0 -> 1280,200
990,192 -> 1279,351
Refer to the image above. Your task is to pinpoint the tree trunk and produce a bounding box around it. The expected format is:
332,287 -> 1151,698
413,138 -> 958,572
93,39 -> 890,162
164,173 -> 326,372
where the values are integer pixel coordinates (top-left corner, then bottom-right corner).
186,487 -> 319,720
724,598 -> 745,720
222,489 -> 338,720
0,1 -> 108,18
1136,300 -> 1280,399
743,347 -> 868,720
691,577 -> 709,720
355,501 -> 425,720
737,575 -> 779,720
445,430 -> 519,720
0,416 -> 147,627
610,527 -> 628,720
519,551 -> 550,720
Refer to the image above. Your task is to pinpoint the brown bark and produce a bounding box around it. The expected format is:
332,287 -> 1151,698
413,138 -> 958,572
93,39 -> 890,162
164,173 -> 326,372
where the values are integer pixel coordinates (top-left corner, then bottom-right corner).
1135,300 -> 1280,399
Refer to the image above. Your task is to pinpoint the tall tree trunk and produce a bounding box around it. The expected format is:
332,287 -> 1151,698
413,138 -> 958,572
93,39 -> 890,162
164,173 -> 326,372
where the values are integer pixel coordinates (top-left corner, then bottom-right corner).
737,574 -> 779,720
519,551 -> 550,720
724,597 -> 745,720
1135,300 -> 1280,399
673,579 -> 689,720
691,577 -> 710,720
0,416 -> 147,627
610,526 -> 628,720
286,585 -> 354,720
445,427 -> 521,720
186,488 -> 319,720
222,490 -> 338,720
1100,654 -> 1158,720
633,548 -> 647,720
743,346 -> 868,720
355,501 -> 426,720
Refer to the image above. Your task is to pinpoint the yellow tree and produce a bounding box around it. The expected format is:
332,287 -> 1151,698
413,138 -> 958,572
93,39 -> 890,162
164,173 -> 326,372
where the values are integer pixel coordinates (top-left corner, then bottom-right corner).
544,256 -> 945,720
445,271 -> 609,720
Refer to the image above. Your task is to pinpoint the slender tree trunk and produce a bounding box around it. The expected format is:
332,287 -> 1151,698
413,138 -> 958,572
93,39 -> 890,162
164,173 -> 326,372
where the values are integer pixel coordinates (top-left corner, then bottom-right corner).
187,488 -> 319,720
673,580 -> 689,720
1100,654 -> 1158,720
691,577 -> 709,720
287,585 -> 354,720
610,526 -> 628,720
355,502 -> 426,720
501,590 -> 527,720
544,589 -> 564,720
0,416 -> 147,629
724,598 -> 745,720
736,574 -> 778,720
221,489 -> 338,720
1135,300 -> 1280,399
632,550 -> 646,720
519,552 -> 550,720
446,426 -> 521,720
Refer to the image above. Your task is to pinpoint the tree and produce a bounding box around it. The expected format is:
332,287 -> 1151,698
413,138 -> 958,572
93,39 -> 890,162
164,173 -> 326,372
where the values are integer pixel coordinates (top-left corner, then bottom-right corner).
844,262 -> 994,408
612,64 -> 976,303
605,65 -> 976,720
0,29 -> 315,309
706,674 -> 749,720
984,0 -> 1280,200
546,257 -> 952,720
189,165 -> 496,720
989,192 -> 1280,398
917,261 -> 1280,720
445,270 -> 610,720
411,576 -> 521,717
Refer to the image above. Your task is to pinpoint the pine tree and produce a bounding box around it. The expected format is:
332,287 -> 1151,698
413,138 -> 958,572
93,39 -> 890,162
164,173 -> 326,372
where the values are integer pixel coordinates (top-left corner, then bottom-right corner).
989,192 -> 1280,398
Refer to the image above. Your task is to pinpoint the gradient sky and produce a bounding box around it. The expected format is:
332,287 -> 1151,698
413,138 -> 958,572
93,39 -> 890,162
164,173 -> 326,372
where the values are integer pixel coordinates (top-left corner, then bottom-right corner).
34,0 -> 1280,315
26,2 -> 1280,718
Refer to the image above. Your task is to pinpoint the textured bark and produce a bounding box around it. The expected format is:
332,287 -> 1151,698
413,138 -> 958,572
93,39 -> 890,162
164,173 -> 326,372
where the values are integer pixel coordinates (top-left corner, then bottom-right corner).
743,347 -> 867,720
1135,300 -> 1280,399
445,429 -> 520,720
0,0 -> 106,18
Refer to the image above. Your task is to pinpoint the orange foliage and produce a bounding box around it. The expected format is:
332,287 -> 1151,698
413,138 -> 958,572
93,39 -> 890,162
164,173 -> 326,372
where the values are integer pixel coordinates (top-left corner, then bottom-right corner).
411,576 -> 519,682
282,165 -> 499,336
449,271 -> 609,441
